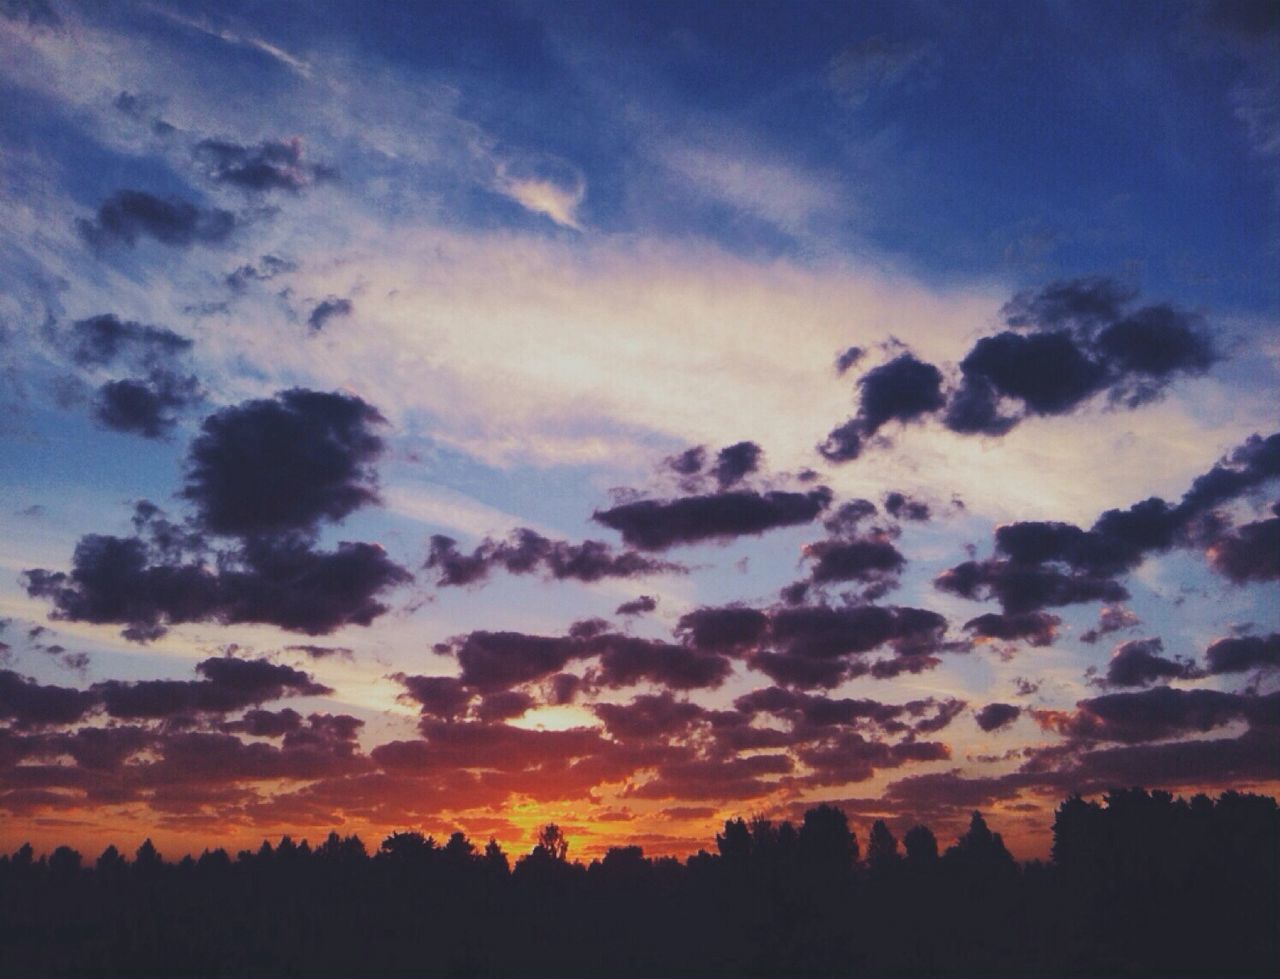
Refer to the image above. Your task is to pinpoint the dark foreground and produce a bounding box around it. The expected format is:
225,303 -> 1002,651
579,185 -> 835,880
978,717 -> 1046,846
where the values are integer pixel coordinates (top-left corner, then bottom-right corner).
1,788 -> 1276,977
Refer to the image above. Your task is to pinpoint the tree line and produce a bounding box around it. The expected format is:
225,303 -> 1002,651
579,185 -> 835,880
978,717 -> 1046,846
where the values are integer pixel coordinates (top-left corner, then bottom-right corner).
0,788 -> 1275,976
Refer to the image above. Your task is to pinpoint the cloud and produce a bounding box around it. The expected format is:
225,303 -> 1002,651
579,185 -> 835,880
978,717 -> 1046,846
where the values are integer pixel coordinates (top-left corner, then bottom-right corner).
442,631 -> 584,693
0,670 -> 97,729
937,560 -> 1126,615
24,530 -> 411,640
195,137 -> 334,193
975,703 -> 1021,732
1034,687 -> 1278,743
1058,729 -> 1280,788
834,346 -> 864,374
182,389 -> 387,538
425,529 -> 683,587
754,603 -> 956,688
393,674 -> 472,720
1204,632 -> 1280,674
820,354 -> 945,462
592,692 -> 708,741
1080,605 -> 1140,644
629,754 -> 793,801
226,254 -> 297,291
307,297 -> 353,332
593,636 -> 732,691
1098,638 -> 1202,688
223,707 -> 304,737
963,611 -> 1060,646
802,534 -> 905,589
76,189 -> 237,249
937,432 -> 1280,615
615,595 -> 657,617
1207,515 -> 1280,582
710,441 -> 762,489
62,314 -> 203,438
794,733 -> 950,787
675,606 -> 769,651
734,686 -> 964,738
884,491 -> 930,522
94,656 -> 330,719
945,279 -> 1218,436
285,644 -> 354,660
593,487 -> 831,551
93,373 -> 201,438
68,314 -> 192,369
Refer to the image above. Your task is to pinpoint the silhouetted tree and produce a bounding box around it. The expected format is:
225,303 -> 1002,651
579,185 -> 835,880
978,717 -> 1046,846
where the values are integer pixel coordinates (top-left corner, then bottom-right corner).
534,823 -> 568,862
903,824 -> 938,867
0,790 -> 1275,977
866,819 -> 901,873
716,817 -> 752,863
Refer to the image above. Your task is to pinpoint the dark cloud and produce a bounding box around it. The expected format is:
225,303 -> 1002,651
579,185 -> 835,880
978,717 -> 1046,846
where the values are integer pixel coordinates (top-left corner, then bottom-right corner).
425,529 -> 682,587
223,708 -> 304,738
936,559 -> 1127,615
594,636 -> 733,691
756,603 -> 956,688
1057,728 -> 1280,788
1035,687 -> 1278,743
474,690 -> 535,722
963,611 -> 1060,646
734,686 -> 963,738
665,445 -> 706,477
93,373 -> 201,439
443,631 -> 584,692
615,595 -> 657,617
795,733 -> 950,786
183,389 -> 386,538
77,190 -> 237,249
884,492 -> 930,522
834,345 -> 864,374
1208,516 -> 1280,582
802,534 -> 905,587
593,692 -> 707,741
0,671 -> 97,729
594,487 -> 831,551
1001,276 -> 1135,330
1080,605 -> 1139,644
710,441 -> 762,489
823,498 -> 878,535
628,754 -> 793,801
1099,638 -> 1202,688
68,314 -> 191,369
66,314 -> 202,438
820,354 -> 944,462
939,433 -> 1280,616
307,297 -> 353,332
226,255 -> 297,291
285,644 -> 353,660
24,531 -> 410,640
1205,633 -> 1280,674
94,656 -> 330,720
975,703 -> 1021,732
393,674 -> 473,720
195,138 -> 334,193
946,280 -> 1217,435
675,606 -> 769,651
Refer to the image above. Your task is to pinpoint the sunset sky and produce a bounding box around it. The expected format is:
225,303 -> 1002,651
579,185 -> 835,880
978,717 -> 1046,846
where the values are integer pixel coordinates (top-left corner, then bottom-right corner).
1,0 -> 1277,862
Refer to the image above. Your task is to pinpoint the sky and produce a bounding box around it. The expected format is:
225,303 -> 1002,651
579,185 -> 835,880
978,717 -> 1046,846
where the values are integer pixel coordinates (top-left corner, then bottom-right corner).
0,0 -> 1277,863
